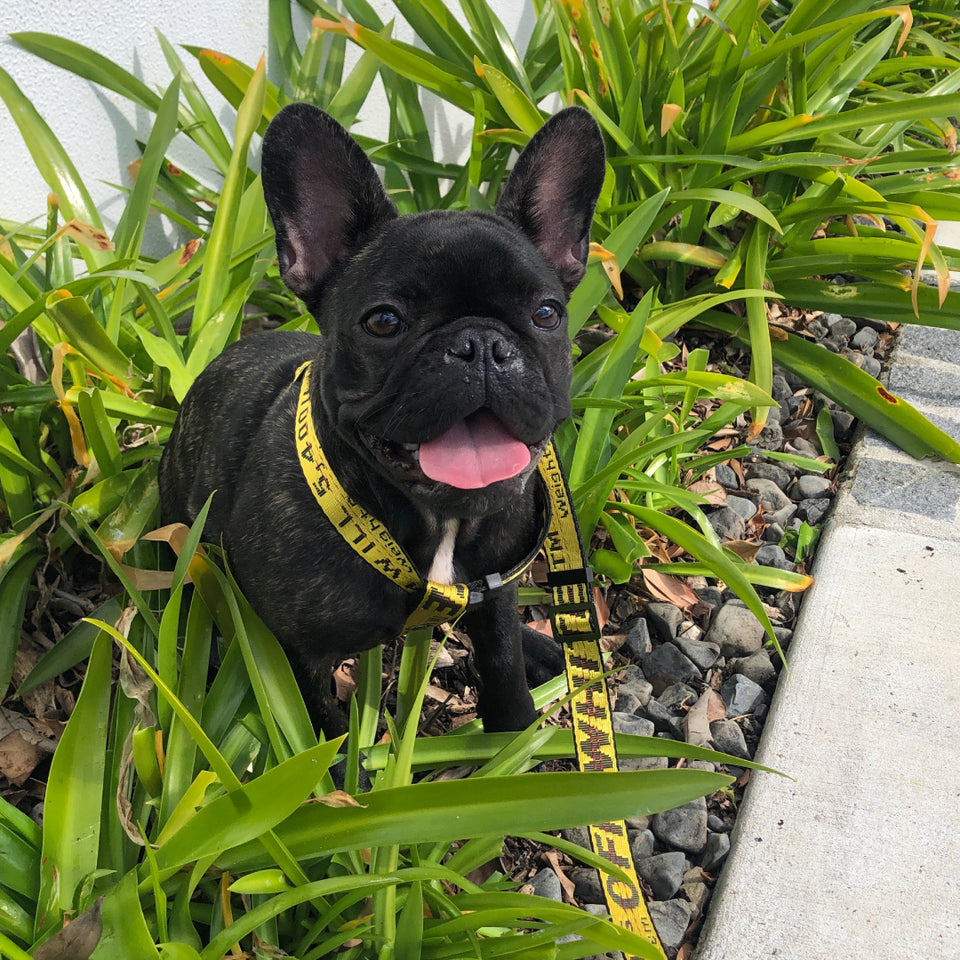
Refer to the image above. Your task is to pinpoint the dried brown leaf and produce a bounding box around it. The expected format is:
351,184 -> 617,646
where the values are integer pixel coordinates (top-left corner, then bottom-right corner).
641,569 -> 700,610
316,790 -> 366,808
32,897 -> 103,960
723,540 -> 760,563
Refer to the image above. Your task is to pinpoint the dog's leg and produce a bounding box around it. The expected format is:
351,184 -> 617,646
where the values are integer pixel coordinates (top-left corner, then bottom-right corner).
462,585 -> 539,731
287,649 -> 348,739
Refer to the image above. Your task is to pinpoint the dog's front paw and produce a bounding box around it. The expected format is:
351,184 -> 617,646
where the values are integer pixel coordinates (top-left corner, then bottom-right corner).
520,624 -> 565,687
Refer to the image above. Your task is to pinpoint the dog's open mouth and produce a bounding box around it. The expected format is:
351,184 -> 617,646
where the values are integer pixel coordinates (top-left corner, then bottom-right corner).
364,410 -> 540,490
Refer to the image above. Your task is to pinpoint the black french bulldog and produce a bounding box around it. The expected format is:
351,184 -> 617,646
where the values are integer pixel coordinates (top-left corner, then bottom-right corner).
158,103 -> 605,736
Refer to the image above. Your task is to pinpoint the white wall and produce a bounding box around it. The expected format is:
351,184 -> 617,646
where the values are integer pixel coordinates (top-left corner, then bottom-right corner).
0,0 -> 533,239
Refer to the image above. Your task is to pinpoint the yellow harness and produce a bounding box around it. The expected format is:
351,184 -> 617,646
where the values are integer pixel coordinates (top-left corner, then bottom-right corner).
295,361 -> 665,957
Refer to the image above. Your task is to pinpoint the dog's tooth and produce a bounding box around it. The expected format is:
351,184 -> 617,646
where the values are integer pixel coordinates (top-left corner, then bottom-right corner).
402,443 -> 419,452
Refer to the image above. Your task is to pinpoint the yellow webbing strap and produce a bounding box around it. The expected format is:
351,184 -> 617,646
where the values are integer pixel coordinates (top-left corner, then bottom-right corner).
295,362 -> 664,957
537,448 -> 666,957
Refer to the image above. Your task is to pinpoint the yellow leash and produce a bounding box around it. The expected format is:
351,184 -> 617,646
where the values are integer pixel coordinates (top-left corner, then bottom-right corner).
295,362 -> 665,957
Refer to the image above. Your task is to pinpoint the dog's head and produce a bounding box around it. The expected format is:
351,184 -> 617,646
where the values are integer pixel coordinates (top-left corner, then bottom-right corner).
262,104 -> 605,516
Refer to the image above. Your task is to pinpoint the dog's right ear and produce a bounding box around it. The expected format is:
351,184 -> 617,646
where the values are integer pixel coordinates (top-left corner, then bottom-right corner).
261,103 -> 397,300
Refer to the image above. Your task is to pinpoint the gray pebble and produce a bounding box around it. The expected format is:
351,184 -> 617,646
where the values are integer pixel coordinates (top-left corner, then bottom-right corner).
527,868 -> 563,901
641,644 -> 701,694
695,585 -> 723,612
762,521 -> 785,543
715,463 -> 739,487
745,461 -> 795,487
657,682 -> 698,712
744,477 -> 793,512
649,899 -> 695,954
646,602 -> 684,643
796,474 -> 831,499
799,497 -> 831,525
827,315 -> 858,338
725,494 -> 758,521
765,502 -> 798,526
561,826 -> 592,850
701,832 -> 731,873
771,373 -> 793,405
861,355 -> 882,378
612,712 -> 656,737
773,626 -> 793,647
652,798 -> 708,854
704,602 -> 765,658
707,814 -> 730,833
620,755 -> 668,771
569,866 -> 605,904
721,673 -> 768,717
629,828 -> 656,863
708,506 -> 747,540
613,690 -> 644,715
710,718 -> 751,760
644,698 -> 687,739
830,407 -> 856,439
672,634 -> 721,671
785,437 -> 821,459
807,319 -> 828,338
622,617 -> 653,658
755,543 -> 794,571
728,650 -> 776,686
617,674 -> 654,709
754,417 -> 784,450
683,868 -> 712,914
851,326 -> 878,351
638,852 -> 689,900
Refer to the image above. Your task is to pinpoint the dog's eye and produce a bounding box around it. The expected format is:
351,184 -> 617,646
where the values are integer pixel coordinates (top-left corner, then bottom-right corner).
363,309 -> 405,338
532,302 -> 562,330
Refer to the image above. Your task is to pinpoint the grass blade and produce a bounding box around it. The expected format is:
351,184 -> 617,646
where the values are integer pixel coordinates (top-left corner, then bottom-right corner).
35,633 -> 112,938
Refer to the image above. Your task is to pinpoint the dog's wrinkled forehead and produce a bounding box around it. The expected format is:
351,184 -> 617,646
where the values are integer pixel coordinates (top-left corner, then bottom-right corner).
342,209 -> 565,314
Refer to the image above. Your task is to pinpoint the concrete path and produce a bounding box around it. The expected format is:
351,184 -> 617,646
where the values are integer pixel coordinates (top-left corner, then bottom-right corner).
695,261 -> 960,955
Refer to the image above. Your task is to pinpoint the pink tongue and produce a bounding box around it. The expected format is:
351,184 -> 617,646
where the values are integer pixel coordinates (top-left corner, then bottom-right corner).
419,411 -> 531,489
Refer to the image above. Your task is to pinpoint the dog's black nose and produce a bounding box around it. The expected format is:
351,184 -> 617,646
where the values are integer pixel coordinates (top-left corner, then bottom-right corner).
447,328 -> 515,366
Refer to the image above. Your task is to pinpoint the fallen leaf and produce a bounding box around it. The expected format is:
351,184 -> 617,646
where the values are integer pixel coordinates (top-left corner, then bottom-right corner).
0,730 -> 40,784
723,540 -> 760,563
424,684 -> 472,714
333,661 -> 358,701
118,564 -> 177,591
687,477 -> 726,505
641,568 -> 700,610
317,790 -> 366,808
525,618 -> 553,637
543,849 -> 577,903
32,897 -> 104,960
594,586 -> 610,630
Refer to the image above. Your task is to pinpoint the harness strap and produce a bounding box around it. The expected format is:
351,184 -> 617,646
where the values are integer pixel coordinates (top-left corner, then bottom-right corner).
294,361 -> 665,958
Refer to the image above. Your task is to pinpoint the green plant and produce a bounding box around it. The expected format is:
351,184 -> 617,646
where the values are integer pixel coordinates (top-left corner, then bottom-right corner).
299,0 -> 960,447
0,7 -> 757,958
8,1 -> 958,952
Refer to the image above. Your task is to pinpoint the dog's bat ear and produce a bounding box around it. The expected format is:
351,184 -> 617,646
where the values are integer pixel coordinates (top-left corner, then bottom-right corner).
496,107 -> 606,293
261,103 -> 397,300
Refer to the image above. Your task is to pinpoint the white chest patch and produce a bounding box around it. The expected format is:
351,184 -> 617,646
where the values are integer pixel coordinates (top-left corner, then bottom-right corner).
426,518 -> 460,585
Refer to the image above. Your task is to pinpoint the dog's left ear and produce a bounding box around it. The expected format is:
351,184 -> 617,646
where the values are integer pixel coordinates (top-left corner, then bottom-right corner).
496,107 -> 606,293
